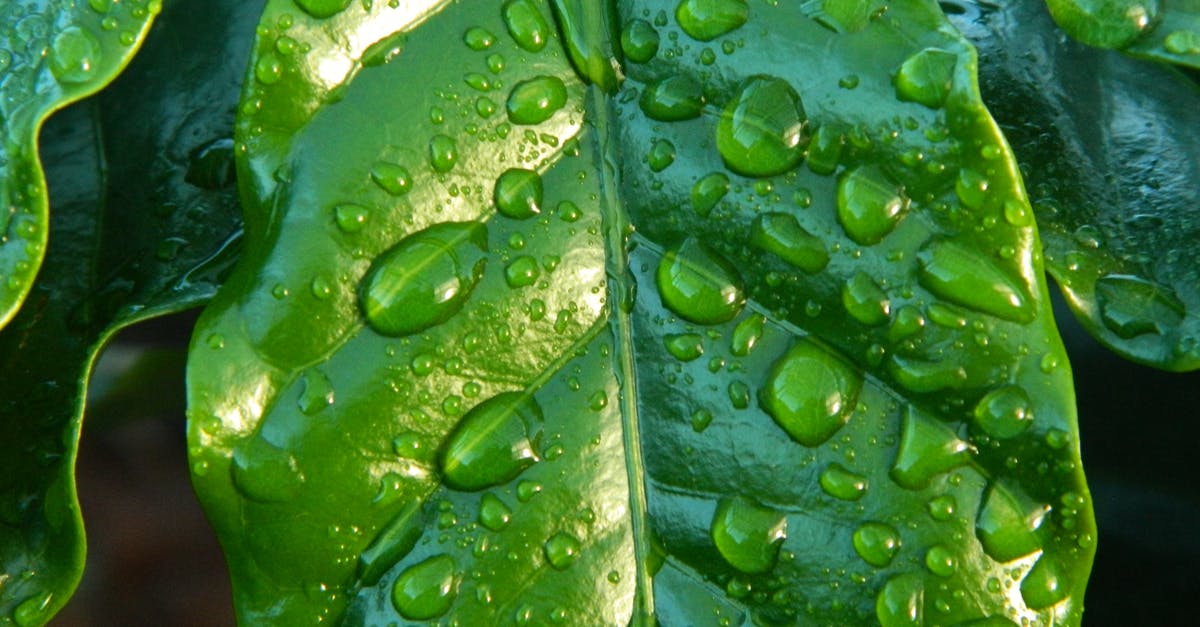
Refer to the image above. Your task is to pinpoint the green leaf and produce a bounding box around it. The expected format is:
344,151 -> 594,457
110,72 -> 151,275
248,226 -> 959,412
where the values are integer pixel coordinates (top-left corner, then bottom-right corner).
189,0 -> 1095,624
952,0 -> 1200,371
0,0 -> 159,332
0,0 -> 253,622
1043,0 -> 1200,68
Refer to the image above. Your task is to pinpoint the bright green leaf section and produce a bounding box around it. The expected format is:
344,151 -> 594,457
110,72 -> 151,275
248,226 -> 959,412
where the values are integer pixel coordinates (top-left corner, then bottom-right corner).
189,0 -> 1095,624
1044,0 -> 1200,68
953,0 -> 1200,371
0,0 -> 159,332
0,0 -> 253,623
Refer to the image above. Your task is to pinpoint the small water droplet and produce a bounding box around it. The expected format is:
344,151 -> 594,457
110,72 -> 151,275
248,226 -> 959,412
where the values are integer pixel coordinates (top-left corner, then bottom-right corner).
371,162 -> 412,196
836,166 -> 908,245
842,272 -> 890,326
760,340 -> 862,447
928,494 -> 957,521
820,463 -> 868,501
428,135 -> 458,173
335,204 -> 370,233
975,481 -> 1048,562
439,392 -> 543,491
875,573 -> 924,626
690,172 -> 731,216
676,0 -> 749,41
464,26 -> 496,50
691,408 -> 715,432
298,368 -> 335,415
664,333 -> 705,361
505,256 -> 541,288
711,497 -> 787,574
1094,274 -> 1185,339
925,545 -> 957,577
639,75 -> 706,121
972,385 -> 1034,439
231,437 -> 305,503
1020,554 -> 1070,609
890,407 -> 974,489
656,238 -> 746,325
1165,30 -> 1200,54
717,76 -> 807,177
49,26 -> 103,84
494,168 -> 544,219
503,0 -> 551,52
506,75 -> 568,124
647,139 -> 677,172
751,213 -> 829,273
806,124 -> 844,175
479,493 -> 513,531
731,314 -> 765,356
853,521 -> 901,567
391,554 -> 459,620
894,47 -> 956,108
544,532 -> 582,570
621,19 -> 660,63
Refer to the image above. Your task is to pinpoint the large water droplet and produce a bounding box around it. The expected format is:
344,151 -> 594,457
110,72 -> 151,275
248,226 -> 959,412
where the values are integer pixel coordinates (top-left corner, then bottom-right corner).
359,501 -> 426,585
359,222 -> 489,337
503,0 -> 551,51
917,240 -> 1033,323
888,355 -> 967,393
639,75 -> 705,121
1020,554 -> 1070,609
820,463 -> 868,501
506,76 -> 568,125
730,314 -> 765,356
711,497 -> 787,574
479,493 -> 513,531
505,256 -> 541,288
972,385 -> 1034,439
691,172 -> 730,216
656,238 -> 746,325
439,392 -> 543,491
890,406 -> 974,489
1045,0 -> 1158,49
853,522 -> 901,567
293,0 -> 351,19
494,168 -> 544,219
231,437 -> 305,503
49,26 -> 102,84
975,481 -> 1047,562
760,340 -> 861,447
894,48 -> 956,109
717,76 -> 807,177
391,554 -> 459,620
751,213 -> 829,273
371,162 -> 412,196
836,166 -> 908,245
1094,274 -> 1185,339
675,0 -> 749,41
924,545 -> 957,577
544,532 -> 582,570
806,124 -> 844,175
842,271 -> 890,326
429,135 -> 458,173
876,573 -> 924,626
621,19 -> 660,63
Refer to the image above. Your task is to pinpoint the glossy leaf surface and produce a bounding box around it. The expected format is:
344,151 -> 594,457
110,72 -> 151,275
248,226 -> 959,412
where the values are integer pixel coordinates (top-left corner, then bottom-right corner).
189,0 -> 1096,624
1043,0 -> 1200,68
0,0 -> 159,331
0,0 -> 253,622
951,0 -> 1200,371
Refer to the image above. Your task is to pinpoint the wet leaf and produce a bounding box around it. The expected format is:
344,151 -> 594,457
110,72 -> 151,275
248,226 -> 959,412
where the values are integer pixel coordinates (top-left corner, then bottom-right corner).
951,0 -> 1200,371
0,0 -> 253,622
189,0 -> 1095,624
0,0 -> 159,332
1043,0 -> 1200,68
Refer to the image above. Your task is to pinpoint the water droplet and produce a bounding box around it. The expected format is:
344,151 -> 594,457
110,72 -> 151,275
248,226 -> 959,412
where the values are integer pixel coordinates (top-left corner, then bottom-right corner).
1020,554 -> 1070,609
890,407 -> 974,489
924,545 -> 957,577
711,497 -> 787,574
13,593 -> 52,627
647,139 -> 676,172
1095,274 -> 1185,339
293,0 -> 350,18
639,75 -> 706,121
371,162 -> 412,196
656,238 -> 745,325
503,0 -> 551,52
231,437 -> 305,503
621,19 -> 660,63
691,408 -> 715,432
842,272 -> 890,326
464,26 -> 496,50
751,213 -> 829,273
391,554 -> 459,620
690,172 -> 731,216
49,26 -> 102,84
359,501 -> 426,585
544,532 -> 582,570
494,168 -> 544,219
976,481 -> 1047,562
359,222 -> 489,337
255,53 -> 283,85
853,522 -> 901,567
664,333 -> 705,361
728,380 -> 750,409
760,340 -> 862,447
335,204 -> 370,233
731,314 -> 765,356
1003,199 -> 1032,226
875,573 -> 924,626
505,256 -> 541,288
955,167 -> 989,209
928,495 -> 956,521
888,355 -> 967,393
717,76 -> 807,177
836,166 -> 908,245
1165,30 -> 1200,54
894,47 -> 956,108
806,124 -> 844,175
506,75 -> 568,124
888,305 -> 926,342
676,0 -> 749,41
1045,0 -> 1157,49
820,463 -> 868,501
972,386 -> 1034,439
917,240 -> 1033,323
298,368 -> 335,415
439,392 -> 543,491
428,135 -> 458,172
479,493 -> 513,531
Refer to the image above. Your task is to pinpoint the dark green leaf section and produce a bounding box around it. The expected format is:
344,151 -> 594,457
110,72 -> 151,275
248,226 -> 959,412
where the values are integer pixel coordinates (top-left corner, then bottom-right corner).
1043,0 -> 1200,68
0,0 -> 159,332
951,0 -> 1200,371
0,0 -> 253,623
190,0 -> 1095,624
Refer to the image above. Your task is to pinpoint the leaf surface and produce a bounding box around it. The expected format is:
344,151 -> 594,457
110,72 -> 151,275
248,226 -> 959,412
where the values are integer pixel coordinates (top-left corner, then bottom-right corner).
189,0 -> 1096,624
0,0 -> 254,622
951,0 -> 1200,371
0,0 -> 159,331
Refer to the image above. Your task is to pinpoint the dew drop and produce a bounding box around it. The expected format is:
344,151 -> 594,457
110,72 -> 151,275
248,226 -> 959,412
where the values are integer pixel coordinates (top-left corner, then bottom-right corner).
751,213 -> 829,273
439,391 -> 543,491
359,222 -> 488,336
853,522 -> 901,567
254,53 -> 283,85
503,0 -> 552,52
924,545 -> 957,577
464,26 -> 496,50
842,271 -> 890,326
664,333 -> 705,361
876,573 -> 924,626
716,76 -> 807,177
711,497 -> 787,574
836,166 -> 908,245
1095,274 -> 1185,339
334,204 -> 370,233
621,19 -> 660,63
975,481 -> 1048,562
544,532 -> 582,570
428,135 -> 458,173
298,368 -> 335,415
730,314 -> 765,356
639,75 -> 706,121
691,408 -> 715,432
656,238 -> 745,325
647,139 -> 677,172
1165,30 -> 1200,54
894,47 -> 956,108
928,494 -> 957,521
760,340 -> 861,447
819,463 -> 868,501
293,0 -> 351,19
505,256 -> 541,288
888,355 -> 967,393
494,168 -> 543,219
371,162 -> 412,196
1045,0 -> 1158,49
806,124 -> 844,175
479,493 -> 513,531
231,437 -> 305,503
972,385 -> 1034,439
676,0 -> 749,41
1020,554 -> 1070,609
49,26 -> 102,84
506,76 -> 568,125
890,407 -> 974,489
917,240 -> 1033,323
690,172 -> 731,216
391,555 -> 458,620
